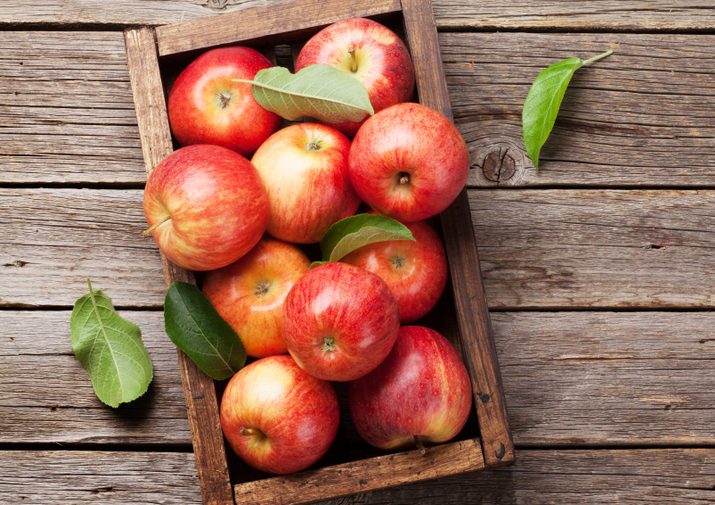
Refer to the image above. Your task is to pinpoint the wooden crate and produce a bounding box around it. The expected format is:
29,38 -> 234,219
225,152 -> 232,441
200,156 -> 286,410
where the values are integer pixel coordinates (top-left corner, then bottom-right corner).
124,0 -> 514,503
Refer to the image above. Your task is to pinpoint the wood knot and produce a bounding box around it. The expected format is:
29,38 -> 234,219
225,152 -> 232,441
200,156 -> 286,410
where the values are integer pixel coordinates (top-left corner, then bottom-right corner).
478,391 -> 491,404
495,442 -> 506,460
480,148 -> 515,183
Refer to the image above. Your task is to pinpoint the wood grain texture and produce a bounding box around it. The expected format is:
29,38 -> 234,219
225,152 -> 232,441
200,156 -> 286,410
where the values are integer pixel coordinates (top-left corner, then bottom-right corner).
0,31 -> 145,184
3,311 -> 712,446
0,0 -> 712,30
1,449 -> 713,504
2,188 -> 712,309
155,0 -> 401,56
0,188 -> 165,307
0,450 -> 199,504
124,27 -> 233,505
402,0 -> 513,468
235,438 -> 484,505
2,32 -> 713,186
470,189 -> 715,308
0,310 -> 190,444
445,33 -> 715,187
315,448 -> 715,505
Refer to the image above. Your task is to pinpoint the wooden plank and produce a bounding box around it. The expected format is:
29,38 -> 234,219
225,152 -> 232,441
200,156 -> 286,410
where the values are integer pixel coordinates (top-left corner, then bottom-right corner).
1,449 -> 713,504
495,311 -> 715,446
2,188 -> 712,308
235,438 -> 484,505
314,449 -> 715,504
2,311 -> 712,446
402,0 -> 512,468
0,188 -> 165,307
1,32 -> 713,186
0,31 -> 145,185
0,0 -> 712,30
470,189 -> 715,308
124,27 -> 233,505
0,450 -> 199,504
0,310 -> 190,444
154,0 -> 402,56
445,33 -> 715,187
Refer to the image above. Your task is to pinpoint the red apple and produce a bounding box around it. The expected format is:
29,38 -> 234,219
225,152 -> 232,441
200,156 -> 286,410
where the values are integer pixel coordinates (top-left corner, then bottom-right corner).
295,18 -> 414,136
349,102 -> 469,222
203,239 -> 310,358
342,220 -> 448,322
283,262 -> 400,381
251,123 -> 360,243
143,144 -> 269,271
168,46 -> 281,157
348,326 -> 472,450
220,355 -> 339,474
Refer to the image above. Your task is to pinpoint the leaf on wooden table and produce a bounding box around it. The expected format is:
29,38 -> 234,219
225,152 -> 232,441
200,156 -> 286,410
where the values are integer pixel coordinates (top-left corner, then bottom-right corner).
320,213 -> 415,263
522,50 -> 613,171
235,64 -> 374,123
70,279 -> 153,408
164,282 -> 246,381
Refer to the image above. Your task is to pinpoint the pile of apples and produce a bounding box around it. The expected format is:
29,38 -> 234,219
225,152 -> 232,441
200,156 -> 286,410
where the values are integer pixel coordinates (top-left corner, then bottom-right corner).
144,18 -> 473,475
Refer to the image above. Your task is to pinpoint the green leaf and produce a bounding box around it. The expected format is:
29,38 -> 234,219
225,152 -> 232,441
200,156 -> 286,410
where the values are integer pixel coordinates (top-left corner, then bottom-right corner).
164,282 -> 246,380
235,64 -> 374,123
320,214 -> 415,263
522,50 -> 613,171
70,279 -> 153,408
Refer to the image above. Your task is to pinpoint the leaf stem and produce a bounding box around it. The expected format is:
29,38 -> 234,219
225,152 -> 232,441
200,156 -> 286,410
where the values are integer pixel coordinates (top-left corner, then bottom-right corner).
582,49 -> 613,67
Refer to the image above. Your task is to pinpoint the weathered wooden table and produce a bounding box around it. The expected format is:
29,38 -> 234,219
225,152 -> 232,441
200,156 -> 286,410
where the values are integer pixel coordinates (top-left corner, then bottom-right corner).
1,1 -> 714,503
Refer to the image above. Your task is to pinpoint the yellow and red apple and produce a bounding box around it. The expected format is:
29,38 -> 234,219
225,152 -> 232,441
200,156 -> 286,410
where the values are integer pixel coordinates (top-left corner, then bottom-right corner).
143,145 -> 269,271
168,46 -> 281,157
220,355 -> 339,474
295,18 -> 414,136
343,220 -> 448,322
349,102 -> 469,222
282,262 -> 400,381
203,239 -> 310,358
251,123 -> 360,244
348,326 -> 472,450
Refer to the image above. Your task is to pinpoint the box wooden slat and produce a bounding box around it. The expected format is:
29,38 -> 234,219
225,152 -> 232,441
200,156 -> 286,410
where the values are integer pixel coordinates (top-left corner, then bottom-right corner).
125,0 -> 513,503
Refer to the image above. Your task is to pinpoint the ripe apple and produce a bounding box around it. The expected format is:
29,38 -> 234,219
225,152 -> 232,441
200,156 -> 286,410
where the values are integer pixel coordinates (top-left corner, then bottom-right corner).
168,46 -> 281,157
251,123 -> 360,243
295,18 -> 414,136
349,102 -> 469,222
203,239 -> 310,358
143,144 -> 269,271
348,326 -> 472,450
283,262 -> 400,381
342,220 -> 448,322
220,355 -> 339,474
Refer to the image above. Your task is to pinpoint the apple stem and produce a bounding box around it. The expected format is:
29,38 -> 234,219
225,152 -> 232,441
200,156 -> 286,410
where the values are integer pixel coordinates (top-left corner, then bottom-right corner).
413,435 -> 427,456
240,427 -> 258,437
142,215 -> 171,237
348,47 -> 358,73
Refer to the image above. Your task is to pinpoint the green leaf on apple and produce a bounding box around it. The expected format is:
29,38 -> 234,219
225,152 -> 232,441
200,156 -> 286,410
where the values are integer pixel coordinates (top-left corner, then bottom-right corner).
234,64 -> 374,123
164,282 -> 246,381
522,49 -> 612,171
320,213 -> 415,263
70,279 -> 153,408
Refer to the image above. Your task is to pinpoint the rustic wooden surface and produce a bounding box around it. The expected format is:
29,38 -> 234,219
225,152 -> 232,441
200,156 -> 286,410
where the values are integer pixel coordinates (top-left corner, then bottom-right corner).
1,1 -> 713,503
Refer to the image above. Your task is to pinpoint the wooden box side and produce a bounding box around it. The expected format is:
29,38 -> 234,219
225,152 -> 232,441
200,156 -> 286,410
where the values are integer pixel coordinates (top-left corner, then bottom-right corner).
234,438 -> 484,505
155,0 -> 402,56
400,0 -> 514,467
124,27 -> 234,505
